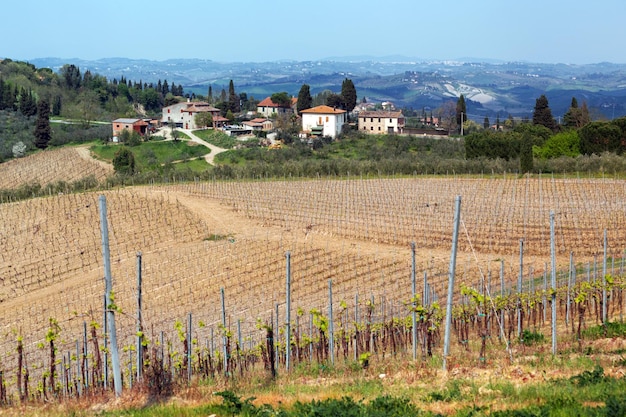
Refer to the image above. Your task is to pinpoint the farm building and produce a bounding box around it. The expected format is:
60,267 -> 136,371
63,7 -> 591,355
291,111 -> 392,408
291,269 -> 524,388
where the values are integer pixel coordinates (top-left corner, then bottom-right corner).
358,111 -> 405,134
112,118 -> 149,138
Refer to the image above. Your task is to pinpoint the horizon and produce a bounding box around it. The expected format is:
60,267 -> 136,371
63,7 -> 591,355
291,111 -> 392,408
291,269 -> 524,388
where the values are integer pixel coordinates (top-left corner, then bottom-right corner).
2,0 -> 625,66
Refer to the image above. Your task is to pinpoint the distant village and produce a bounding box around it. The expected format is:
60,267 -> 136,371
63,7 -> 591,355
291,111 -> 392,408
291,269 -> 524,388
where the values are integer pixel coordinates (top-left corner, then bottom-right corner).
111,95 -> 439,145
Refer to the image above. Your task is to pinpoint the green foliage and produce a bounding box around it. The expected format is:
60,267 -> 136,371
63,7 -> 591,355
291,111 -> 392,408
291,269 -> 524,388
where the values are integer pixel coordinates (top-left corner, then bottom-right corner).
341,78 -> 357,113
532,94 -> 556,131
34,99 -> 51,149
534,130 -> 580,158
297,84 -> 313,114
569,365 -> 606,387
579,117 -> 626,155
582,321 -> 626,340
519,329 -> 545,346
519,132 -> 534,173
112,146 -> 136,175
271,92 -> 292,108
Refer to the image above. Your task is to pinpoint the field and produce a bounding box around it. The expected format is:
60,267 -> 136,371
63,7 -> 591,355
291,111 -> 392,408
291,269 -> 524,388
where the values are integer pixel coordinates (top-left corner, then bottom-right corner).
1,163 -> 626,413
0,146 -> 112,191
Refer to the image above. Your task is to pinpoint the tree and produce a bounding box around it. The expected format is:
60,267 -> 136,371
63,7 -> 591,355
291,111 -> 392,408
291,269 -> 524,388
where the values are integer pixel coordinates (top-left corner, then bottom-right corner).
112,147 -> 136,175
34,99 -> 51,149
483,116 -> 490,130
19,88 -> 37,117
52,95 -> 62,116
519,132 -> 534,173
456,94 -> 467,133
227,80 -> 240,113
532,94 -> 556,131
326,93 -> 343,109
438,101 -> 457,134
12,141 -> 26,158
207,85 -> 213,104
297,84 -> 312,114
340,78 -> 357,113
271,92 -> 292,108
563,97 -> 590,129
195,112 -> 213,128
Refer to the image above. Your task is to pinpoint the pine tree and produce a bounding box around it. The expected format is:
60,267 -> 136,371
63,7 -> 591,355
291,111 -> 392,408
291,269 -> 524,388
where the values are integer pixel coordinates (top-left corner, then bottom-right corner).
34,99 -> 51,149
297,84 -> 312,114
207,85 -> 213,104
532,94 -> 556,131
483,116 -> 490,130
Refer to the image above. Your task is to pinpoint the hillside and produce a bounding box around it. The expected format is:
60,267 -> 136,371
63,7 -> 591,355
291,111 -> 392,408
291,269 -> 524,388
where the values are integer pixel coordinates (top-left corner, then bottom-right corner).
29,57 -> 626,119
0,146 -> 112,191
1,164 -> 626,403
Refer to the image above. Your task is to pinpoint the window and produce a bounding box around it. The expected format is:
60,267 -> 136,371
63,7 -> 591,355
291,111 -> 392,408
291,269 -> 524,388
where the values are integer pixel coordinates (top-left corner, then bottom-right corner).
378,118 -> 381,122
370,126 -> 373,130
370,118 -> 373,122
390,118 -> 393,122
326,116 -> 329,122
167,109 -> 170,113
378,126 -> 381,130
318,117 -> 322,125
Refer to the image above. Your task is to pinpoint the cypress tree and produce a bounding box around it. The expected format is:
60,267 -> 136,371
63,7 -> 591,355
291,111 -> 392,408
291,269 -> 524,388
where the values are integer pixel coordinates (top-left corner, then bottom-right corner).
297,84 -> 312,114
519,132 -> 534,173
34,99 -> 51,149
340,78 -> 357,113
532,94 -> 556,131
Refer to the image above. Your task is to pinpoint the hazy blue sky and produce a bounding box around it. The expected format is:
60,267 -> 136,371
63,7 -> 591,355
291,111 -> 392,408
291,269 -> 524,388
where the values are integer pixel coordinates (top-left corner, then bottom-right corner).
2,0 -> 625,64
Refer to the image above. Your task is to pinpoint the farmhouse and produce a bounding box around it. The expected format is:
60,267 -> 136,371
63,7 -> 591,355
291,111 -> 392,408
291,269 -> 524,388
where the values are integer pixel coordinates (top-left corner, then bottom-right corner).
112,118 -> 149,138
242,117 -> 274,131
300,105 -> 347,139
162,100 -> 221,129
358,110 -> 405,134
257,96 -> 297,117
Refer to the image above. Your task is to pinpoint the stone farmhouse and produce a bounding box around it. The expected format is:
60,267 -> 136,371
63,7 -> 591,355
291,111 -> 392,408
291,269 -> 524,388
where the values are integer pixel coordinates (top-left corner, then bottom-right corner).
357,111 -> 405,134
161,100 -> 224,129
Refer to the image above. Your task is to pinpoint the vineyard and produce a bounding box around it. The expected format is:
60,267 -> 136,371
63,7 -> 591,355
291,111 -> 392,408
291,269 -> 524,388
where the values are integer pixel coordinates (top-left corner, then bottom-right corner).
0,147 -> 113,191
0,175 -> 625,406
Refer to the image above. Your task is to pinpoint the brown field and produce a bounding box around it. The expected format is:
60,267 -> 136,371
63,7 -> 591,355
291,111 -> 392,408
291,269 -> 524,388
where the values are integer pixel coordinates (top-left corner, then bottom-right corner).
1,168 -> 626,399
0,146 -> 113,190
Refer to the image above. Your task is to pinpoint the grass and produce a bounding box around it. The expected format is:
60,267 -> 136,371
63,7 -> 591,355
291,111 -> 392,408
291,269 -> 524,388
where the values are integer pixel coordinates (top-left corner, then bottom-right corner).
192,128 -> 238,149
90,139 -> 209,172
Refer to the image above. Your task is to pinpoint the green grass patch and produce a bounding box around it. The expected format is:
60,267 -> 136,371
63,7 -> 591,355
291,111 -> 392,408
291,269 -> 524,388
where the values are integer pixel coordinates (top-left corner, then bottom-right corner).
582,321 -> 626,340
90,140 -> 209,171
192,129 -> 238,149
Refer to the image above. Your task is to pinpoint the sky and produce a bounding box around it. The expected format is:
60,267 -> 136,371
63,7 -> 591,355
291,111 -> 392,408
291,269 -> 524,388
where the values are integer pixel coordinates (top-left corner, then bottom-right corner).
2,0 -> 626,65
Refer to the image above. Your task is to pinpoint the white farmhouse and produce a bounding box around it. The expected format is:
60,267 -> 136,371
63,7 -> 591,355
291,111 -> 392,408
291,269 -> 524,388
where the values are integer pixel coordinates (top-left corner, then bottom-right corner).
162,100 -> 221,130
300,105 -> 347,139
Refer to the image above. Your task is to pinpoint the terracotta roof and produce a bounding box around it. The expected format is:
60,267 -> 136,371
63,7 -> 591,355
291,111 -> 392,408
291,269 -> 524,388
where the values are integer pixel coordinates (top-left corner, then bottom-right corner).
300,105 -> 346,115
250,118 -> 268,123
257,96 -> 294,108
185,103 -> 220,113
358,111 -> 404,118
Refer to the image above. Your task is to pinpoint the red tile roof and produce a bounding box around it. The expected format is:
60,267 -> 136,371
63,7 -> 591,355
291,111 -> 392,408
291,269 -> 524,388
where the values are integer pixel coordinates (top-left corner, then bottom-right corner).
257,96 -> 296,108
300,105 -> 346,114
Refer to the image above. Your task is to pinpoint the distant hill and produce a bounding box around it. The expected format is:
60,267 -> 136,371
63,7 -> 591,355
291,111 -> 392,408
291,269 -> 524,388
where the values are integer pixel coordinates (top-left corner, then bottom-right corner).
29,57 -> 626,121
